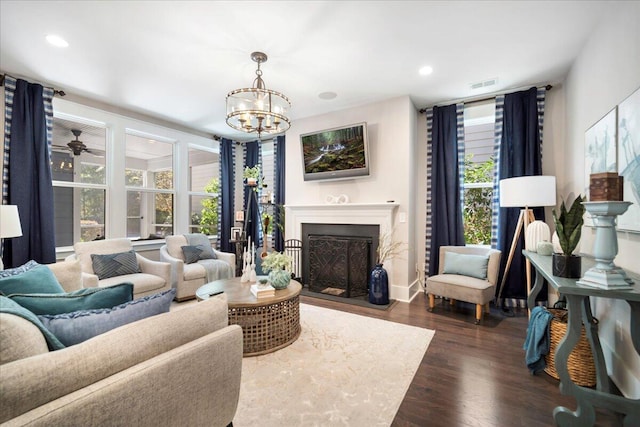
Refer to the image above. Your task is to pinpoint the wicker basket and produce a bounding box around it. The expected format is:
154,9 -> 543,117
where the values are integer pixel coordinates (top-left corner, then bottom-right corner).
544,308 -> 596,387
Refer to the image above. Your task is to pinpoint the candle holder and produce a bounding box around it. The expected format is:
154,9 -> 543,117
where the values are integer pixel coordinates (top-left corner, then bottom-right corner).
577,201 -> 634,289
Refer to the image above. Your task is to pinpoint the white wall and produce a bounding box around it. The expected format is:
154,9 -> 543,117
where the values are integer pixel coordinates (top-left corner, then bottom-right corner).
564,2 -> 640,398
285,95 -> 418,301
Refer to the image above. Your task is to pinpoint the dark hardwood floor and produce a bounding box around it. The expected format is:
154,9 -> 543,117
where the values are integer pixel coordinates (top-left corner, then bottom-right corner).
300,292 -> 622,427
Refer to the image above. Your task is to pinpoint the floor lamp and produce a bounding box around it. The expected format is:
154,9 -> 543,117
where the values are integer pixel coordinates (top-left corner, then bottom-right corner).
0,205 -> 23,270
497,176 -> 556,310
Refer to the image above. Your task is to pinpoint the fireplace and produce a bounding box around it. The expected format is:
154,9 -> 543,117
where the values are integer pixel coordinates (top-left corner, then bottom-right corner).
302,223 -> 379,298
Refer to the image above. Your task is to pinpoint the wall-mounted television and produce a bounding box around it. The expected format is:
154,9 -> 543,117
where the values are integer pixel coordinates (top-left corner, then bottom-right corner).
300,122 -> 370,181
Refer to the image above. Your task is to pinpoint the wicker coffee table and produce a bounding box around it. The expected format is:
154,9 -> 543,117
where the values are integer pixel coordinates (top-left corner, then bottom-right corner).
196,277 -> 302,356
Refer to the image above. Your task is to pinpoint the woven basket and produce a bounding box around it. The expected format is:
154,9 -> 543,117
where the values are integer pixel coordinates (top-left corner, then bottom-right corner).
543,308 -> 596,387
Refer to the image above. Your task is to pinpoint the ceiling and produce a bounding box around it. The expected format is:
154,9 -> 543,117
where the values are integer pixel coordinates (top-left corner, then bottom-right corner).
0,1 -> 610,141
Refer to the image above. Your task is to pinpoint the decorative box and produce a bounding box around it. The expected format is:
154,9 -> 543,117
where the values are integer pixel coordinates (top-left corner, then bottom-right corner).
589,173 -> 623,201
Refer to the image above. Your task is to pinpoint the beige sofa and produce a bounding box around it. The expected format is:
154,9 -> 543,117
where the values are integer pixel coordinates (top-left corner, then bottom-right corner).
160,235 -> 235,301
68,238 -> 172,299
0,262 -> 243,427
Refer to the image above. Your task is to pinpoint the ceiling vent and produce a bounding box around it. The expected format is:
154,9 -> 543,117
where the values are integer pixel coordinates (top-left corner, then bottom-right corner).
470,78 -> 498,90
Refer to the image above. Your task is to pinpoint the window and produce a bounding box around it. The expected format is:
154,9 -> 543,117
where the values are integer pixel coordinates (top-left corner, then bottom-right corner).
125,132 -> 174,240
51,117 -> 107,246
463,102 -> 495,245
188,146 -> 220,235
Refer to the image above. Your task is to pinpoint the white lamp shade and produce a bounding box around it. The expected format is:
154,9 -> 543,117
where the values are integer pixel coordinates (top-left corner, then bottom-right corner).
499,175 -> 557,208
0,205 -> 23,238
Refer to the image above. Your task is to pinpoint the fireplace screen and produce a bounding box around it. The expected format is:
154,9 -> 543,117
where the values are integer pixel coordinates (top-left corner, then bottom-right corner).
308,236 -> 370,298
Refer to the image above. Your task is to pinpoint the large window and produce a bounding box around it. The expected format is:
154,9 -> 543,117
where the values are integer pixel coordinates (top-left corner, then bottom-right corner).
51,116 -> 107,246
125,132 -> 174,240
188,146 -> 220,235
462,102 -> 495,245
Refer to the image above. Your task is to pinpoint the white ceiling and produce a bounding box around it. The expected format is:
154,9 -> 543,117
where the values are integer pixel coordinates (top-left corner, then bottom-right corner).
0,1 -> 610,141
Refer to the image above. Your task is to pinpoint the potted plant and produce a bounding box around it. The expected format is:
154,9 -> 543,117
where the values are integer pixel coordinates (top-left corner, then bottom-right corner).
551,194 -> 585,278
243,165 -> 261,187
261,251 -> 293,289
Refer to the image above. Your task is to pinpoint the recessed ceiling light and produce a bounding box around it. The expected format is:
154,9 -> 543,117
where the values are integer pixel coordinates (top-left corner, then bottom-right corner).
419,66 -> 433,76
318,91 -> 337,100
46,34 -> 69,48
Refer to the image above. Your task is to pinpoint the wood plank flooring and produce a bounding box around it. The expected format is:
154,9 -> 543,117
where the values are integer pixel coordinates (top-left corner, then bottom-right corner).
300,292 -> 622,427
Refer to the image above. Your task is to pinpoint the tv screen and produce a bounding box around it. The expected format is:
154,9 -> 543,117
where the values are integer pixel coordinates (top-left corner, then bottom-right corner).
300,122 -> 369,181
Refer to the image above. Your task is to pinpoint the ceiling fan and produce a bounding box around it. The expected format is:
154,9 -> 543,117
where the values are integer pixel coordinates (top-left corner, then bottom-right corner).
53,129 -> 101,156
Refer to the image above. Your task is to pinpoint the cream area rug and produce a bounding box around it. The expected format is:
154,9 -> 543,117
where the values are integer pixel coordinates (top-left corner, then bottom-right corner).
234,303 -> 435,426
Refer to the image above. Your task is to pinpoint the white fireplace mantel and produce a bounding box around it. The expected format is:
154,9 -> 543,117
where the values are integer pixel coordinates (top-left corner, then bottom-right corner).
284,203 -> 399,241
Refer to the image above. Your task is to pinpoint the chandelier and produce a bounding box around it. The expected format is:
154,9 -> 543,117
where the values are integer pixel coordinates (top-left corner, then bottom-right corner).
226,52 -> 291,139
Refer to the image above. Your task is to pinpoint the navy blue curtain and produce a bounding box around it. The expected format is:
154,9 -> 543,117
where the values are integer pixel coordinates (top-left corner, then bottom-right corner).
243,141 -> 260,246
218,138 -> 235,252
273,135 -> 286,252
428,104 -> 465,276
2,77 -> 56,268
497,87 -> 545,302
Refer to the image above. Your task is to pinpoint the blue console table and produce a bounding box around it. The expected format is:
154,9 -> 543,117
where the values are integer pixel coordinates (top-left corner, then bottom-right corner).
524,250 -> 640,426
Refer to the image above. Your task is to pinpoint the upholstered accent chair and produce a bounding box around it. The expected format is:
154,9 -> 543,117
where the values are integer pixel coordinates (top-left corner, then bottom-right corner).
68,238 -> 171,299
426,245 -> 501,324
160,235 -> 236,301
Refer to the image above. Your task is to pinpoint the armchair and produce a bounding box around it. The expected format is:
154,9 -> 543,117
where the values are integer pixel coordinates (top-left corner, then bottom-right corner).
68,238 -> 171,299
160,235 -> 235,301
426,246 -> 501,324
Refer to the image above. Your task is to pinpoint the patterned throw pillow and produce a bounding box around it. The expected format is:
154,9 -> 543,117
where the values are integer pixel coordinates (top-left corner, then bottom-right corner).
91,250 -> 141,280
181,245 -> 217,264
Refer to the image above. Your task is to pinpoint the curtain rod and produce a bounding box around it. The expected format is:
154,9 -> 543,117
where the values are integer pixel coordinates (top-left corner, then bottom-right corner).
0,73 -> 67,97
418,84 -> 552,114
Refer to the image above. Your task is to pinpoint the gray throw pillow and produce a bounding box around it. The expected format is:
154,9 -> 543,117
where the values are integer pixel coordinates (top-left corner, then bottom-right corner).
0,262 -> 65,295
91,250 -> 141,280
8,283 -> 134,315
38,288 -> 176,347
182,245 -> 217,264
442,252 -> 489,280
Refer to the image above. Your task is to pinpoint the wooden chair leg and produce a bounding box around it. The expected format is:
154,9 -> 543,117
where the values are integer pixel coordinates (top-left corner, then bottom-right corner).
485,303 -> 490,313
475,304 -> 483,324
428,294 -> 435,311
450,298 -> 456,306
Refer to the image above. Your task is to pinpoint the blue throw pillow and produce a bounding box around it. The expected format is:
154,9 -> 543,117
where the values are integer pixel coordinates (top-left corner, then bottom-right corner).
182,245 -> 217,264
8,283 -> 134,315
442,252 -> 489,280
91,250 -> 141,280
0,262 -> 65,295
38,288 -> 176,346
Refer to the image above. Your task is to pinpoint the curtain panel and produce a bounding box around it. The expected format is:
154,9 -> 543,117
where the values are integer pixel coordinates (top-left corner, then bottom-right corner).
218,138 -> 235,252
2,76 -> 56,268
494,87 -> 547,306
273,135 -> 286,252
424,103 -> 465,277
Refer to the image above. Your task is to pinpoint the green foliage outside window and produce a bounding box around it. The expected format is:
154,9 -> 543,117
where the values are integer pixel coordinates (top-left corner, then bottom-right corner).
463,155 -> 494,245
193,178 -> 220,235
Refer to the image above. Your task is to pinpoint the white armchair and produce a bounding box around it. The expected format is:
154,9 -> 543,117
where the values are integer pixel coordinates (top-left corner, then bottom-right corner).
67,238 -> 171,299
160,235 -> 235,301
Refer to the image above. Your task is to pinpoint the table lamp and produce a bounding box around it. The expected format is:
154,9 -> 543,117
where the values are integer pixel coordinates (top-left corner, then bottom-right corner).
0,205 -> 23,270
497,175 -> 556,305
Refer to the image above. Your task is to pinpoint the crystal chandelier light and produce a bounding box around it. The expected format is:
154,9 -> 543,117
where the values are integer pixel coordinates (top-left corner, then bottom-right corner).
226,52 -> 291,139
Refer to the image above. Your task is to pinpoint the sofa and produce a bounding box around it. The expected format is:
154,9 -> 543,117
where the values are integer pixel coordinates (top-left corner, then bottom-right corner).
160,235 -> 235,301
67,238 -> 172,299
0,262 -> 243,427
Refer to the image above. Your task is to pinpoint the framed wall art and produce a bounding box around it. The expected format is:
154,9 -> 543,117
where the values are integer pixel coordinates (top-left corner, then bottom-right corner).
617,86 -> 640,232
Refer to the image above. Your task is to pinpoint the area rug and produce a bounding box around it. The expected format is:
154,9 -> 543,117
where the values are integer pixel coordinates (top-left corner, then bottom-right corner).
234,303 -> 435,426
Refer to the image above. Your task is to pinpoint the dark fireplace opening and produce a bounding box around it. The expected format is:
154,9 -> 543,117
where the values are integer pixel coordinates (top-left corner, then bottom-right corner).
301,224 -> 379,298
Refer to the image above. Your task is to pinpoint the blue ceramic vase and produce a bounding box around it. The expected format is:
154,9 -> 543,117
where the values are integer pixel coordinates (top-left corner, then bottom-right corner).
369,264 -> 389,305
268,269 -> 291,290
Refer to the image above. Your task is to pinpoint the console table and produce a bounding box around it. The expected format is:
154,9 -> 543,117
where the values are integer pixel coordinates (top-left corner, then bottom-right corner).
524,250 -> 640,426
